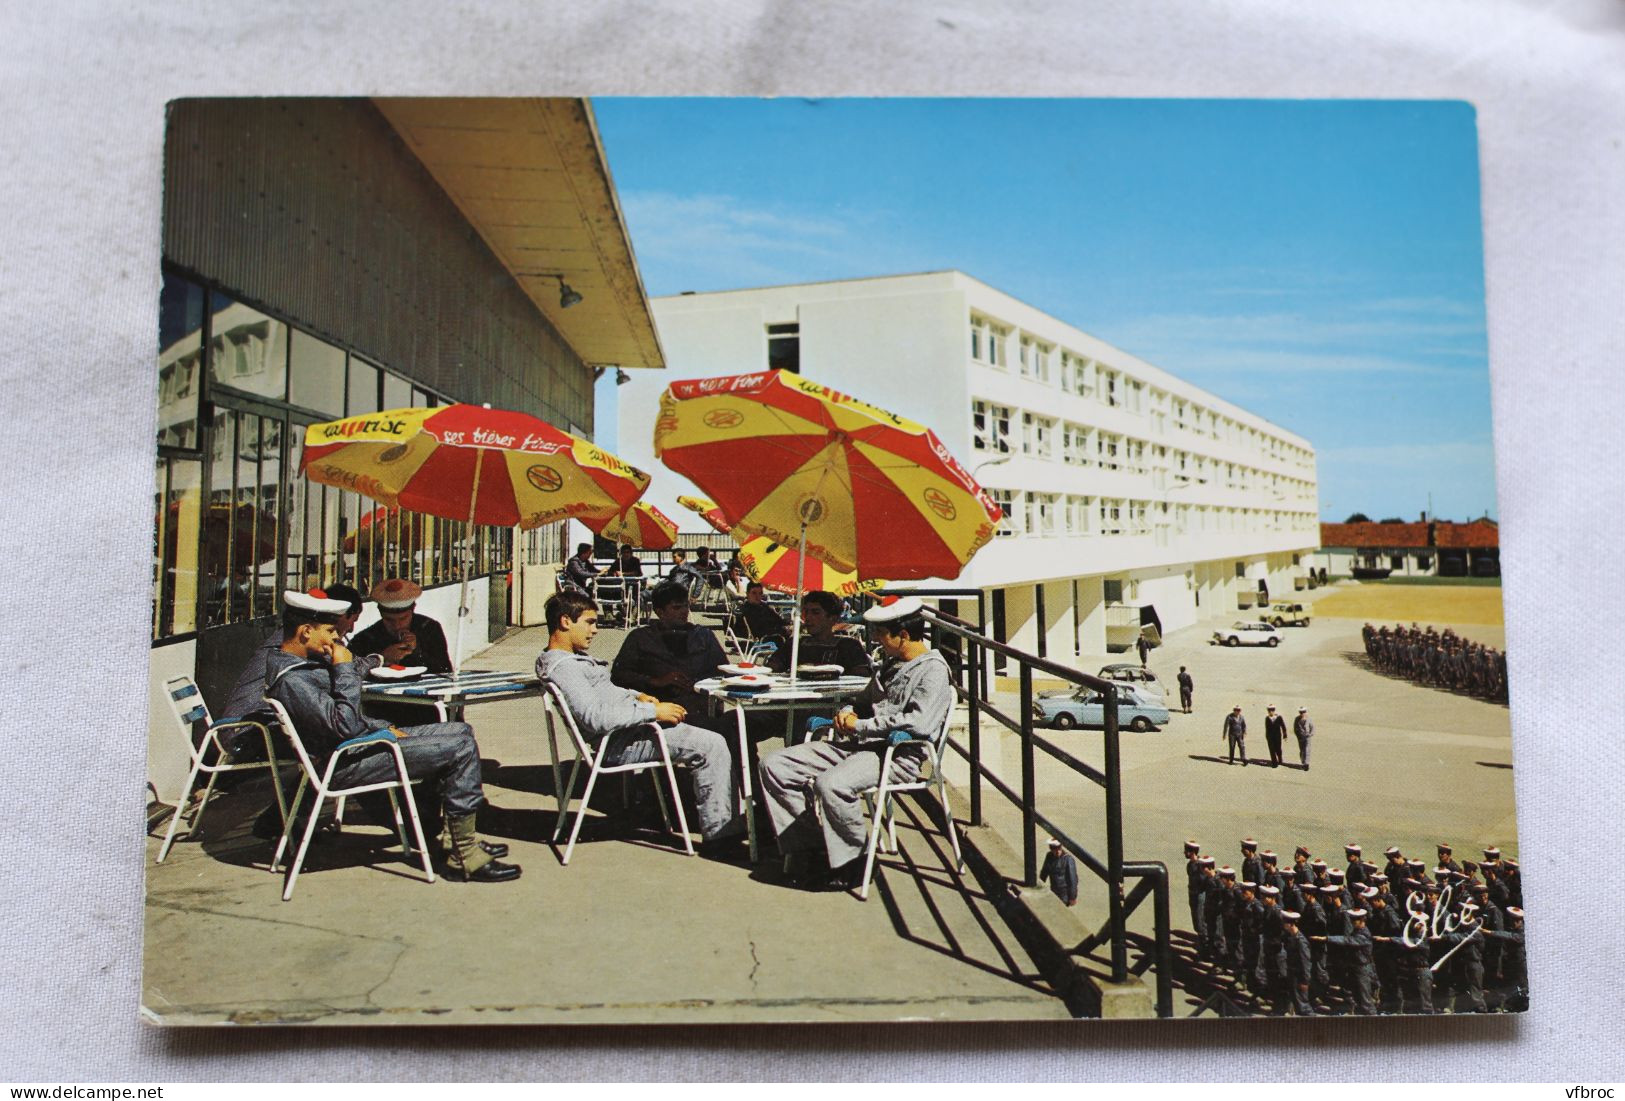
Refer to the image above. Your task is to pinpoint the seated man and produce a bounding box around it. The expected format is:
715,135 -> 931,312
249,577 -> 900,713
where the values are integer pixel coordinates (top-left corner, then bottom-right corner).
561,542 -> 601,595
221,582 -> 364,745
759,596 -> 953,891
730,581 -> 788,643
766,589 -> 873,676
612,543 -> 644,577
611,581 -> 728,717
664,548 -> 704,592
350,578 -> 454,674
263,589 -> 519,882
536,590 -> 744,857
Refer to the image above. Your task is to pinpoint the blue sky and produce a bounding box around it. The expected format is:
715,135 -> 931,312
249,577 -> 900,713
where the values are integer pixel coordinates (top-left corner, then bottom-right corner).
592,98 -> 1497,523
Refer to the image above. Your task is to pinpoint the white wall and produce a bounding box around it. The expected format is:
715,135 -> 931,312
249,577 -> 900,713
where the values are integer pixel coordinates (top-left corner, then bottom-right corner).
148,639 -> 199,805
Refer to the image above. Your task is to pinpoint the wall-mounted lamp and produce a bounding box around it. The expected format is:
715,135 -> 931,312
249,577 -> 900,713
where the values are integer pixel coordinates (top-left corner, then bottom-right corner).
532,273 -> 584,309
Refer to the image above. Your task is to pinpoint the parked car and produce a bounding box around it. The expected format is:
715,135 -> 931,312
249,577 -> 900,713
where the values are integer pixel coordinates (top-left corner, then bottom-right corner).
1097,663 -> 1166,699
1212,621 -> 1283,647
1033,684 -> 1170,732
1260,601 -> 1311,627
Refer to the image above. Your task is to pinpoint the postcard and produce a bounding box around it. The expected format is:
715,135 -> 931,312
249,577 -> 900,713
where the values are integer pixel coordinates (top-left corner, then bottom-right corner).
145,96 -> 1517,1024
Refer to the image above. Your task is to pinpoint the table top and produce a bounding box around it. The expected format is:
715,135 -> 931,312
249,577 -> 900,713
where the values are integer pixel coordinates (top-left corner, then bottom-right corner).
361,669 -> 543,700
695,673 -> 870,704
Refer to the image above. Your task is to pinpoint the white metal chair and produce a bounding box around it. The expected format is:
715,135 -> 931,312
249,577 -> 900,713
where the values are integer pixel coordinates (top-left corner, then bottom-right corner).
155,675 -> 289,864
261,697 -> 435,900
595,576 -> 630,627
806,706 -> 963,901
539,682 -> 694,865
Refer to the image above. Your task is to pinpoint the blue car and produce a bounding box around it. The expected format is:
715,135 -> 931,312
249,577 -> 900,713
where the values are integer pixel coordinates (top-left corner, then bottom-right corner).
1033,684 -> 1171,732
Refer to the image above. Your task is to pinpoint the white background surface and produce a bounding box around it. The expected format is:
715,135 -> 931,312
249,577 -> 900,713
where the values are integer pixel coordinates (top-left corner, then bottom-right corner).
1,0 -> 1621,1081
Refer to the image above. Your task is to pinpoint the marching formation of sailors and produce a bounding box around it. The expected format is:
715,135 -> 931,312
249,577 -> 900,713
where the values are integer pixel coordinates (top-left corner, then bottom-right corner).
1184,838 -> 1526,1015
1361,623 -> 1508,702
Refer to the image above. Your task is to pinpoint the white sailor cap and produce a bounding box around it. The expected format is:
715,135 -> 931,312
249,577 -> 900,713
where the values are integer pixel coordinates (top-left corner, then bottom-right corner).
1345,843 -> 1362,854
862,595 -> 925,624
1461,902 -> 1480,916
1218,865 -> 1236,877
1347,908 -> 1368,919
1048,837 -> 1063,849
1280,910 -> 1301,922
1240,881 -> 1258,891
1297,706 -> 1307,713
283,588 -> 351,617
1196,856 -> 1216,868
1483,846 -> 1502,858
1358,886 -> 1378,899
1507,906 -> 1523,920
1327,868 -> 1345,881
1384,846 -> 1402,857
1260,885 -> 1279,897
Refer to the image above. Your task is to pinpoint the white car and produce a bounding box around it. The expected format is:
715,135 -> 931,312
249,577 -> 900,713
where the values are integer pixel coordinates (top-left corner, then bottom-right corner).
1212,621 -> 1283,647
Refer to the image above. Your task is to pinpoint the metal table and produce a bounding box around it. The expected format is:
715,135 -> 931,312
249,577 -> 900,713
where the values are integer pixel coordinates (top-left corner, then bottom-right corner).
694,674 -> 871,862
361,669 -> 546,723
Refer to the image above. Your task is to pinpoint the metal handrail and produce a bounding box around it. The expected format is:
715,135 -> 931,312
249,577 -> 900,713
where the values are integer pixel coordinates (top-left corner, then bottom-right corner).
871,593 -> 1171,1017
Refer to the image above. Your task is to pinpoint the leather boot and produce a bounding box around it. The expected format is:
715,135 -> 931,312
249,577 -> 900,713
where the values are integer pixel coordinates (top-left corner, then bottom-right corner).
445,813 -> 521,883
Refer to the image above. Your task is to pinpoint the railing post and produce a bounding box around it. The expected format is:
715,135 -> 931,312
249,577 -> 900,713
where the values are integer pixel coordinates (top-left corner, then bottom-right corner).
967,631 -> 983,827
1153,869 -> 1173,1018
1104,684 -> 1126,982
1019,661 -> 1036,887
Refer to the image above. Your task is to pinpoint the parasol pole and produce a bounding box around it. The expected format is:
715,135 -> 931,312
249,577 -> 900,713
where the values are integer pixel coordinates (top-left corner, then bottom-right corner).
787,518 -> 808,687
452,444 -> 487,682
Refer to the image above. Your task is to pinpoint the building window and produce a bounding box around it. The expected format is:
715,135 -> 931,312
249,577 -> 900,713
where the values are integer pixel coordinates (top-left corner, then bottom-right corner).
1022,412 -> 1054,458
1062,422 -> 1091,466
1125,438 -> 1146,474
1019,337 -> 1051,382
767,323 -> 801,373
1067,494 -> 1093,535
208,292 -> 287,402
1130,501 -> 1150,535
158,271 -> 205,450
153,452 -> 203,639
1102,369 -> 1119,408
1099,498 -> 1124,535
1097,431 -> 1121,471
972,399 -> 1013,453
987,324 -> 1006,368
989,488 -> 1018,537
1126,379 -> 1144,414
1063,353 -> 1094,397
153,284 -> 520,645
1027,492 -> 1057,536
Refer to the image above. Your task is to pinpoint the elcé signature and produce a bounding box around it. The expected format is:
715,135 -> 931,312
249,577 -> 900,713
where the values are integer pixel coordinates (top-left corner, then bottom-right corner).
1401,883 -> 1471,948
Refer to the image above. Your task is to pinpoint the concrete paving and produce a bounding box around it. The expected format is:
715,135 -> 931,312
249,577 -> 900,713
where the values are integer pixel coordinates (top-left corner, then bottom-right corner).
143,622 -> 1073,1026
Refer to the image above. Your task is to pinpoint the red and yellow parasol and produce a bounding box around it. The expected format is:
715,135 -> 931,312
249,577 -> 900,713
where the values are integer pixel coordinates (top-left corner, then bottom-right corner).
588,500 -> 679,551
301,404 -> 650,667
738,535 -> 886,599
676,494 -> 733,536
654,370 -> 999,580
301,404 -> 648,531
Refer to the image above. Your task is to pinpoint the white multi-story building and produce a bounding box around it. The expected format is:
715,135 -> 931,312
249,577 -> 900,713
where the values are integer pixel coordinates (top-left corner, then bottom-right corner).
615,271 -> 1319,659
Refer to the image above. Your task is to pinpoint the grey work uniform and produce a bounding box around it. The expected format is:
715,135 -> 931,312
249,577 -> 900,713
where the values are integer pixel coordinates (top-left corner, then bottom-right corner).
759,648 -> 953,869
263,649 -> 485,817
536,648 -> 741,842
1293,713 -> 1314,767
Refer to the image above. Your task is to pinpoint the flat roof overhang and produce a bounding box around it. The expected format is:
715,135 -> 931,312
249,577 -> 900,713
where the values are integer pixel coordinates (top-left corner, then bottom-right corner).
373,97 -> 664,371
